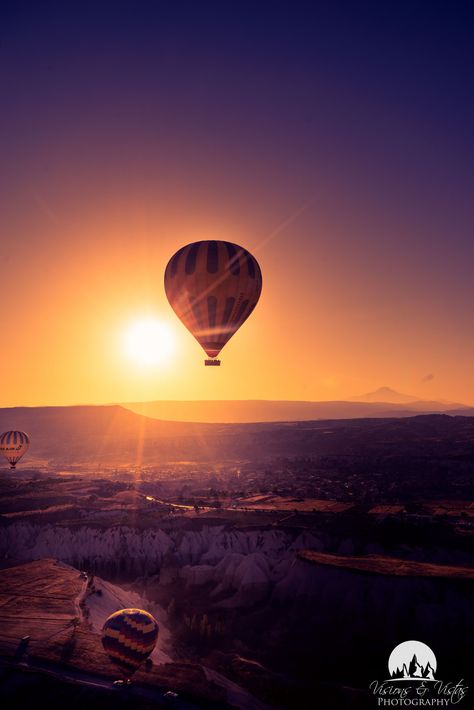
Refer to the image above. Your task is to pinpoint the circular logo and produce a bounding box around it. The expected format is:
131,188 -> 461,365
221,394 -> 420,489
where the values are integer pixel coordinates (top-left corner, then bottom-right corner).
388,640 -> 437,680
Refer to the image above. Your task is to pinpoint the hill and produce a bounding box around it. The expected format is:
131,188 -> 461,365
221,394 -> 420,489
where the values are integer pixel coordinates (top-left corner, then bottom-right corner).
350,386 -> 421,404
0,405 -> 213,464
298,551 -> 474,578
122,395 -> 467,424
2,405 -> 474,468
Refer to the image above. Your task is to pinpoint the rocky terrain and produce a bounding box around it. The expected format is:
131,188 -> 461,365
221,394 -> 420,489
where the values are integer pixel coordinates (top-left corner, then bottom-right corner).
0,410 -> 472,707
1,519 -> 472,705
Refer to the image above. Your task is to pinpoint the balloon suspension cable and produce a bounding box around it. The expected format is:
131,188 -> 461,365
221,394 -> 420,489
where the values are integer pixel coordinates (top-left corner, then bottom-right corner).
205,359 -> 221,366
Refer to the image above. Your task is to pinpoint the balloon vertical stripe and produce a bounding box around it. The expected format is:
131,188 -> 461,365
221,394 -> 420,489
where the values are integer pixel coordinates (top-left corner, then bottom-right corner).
222,297 -> 236,326
208,296 -> 217,327
185,243 -> 199,274
247,254 -> 256,278
234,299 -> 250,324
225,242 -> 240,275
207,240 -> 219,273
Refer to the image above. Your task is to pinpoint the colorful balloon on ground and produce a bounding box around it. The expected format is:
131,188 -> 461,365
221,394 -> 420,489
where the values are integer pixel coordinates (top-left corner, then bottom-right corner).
164,240 -> 262,365
102,608 -> 159,677
0,431 -> 30,469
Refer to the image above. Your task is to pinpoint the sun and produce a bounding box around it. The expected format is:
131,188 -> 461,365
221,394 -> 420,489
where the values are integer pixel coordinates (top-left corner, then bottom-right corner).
122,317 -> 175,368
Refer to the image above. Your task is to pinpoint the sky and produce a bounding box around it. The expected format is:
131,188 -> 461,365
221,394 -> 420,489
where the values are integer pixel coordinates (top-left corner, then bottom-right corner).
1,1 -> 474,406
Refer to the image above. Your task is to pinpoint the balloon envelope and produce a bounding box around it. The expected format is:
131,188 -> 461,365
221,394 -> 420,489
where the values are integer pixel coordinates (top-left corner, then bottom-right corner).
102,608 -> 159,676
0,431 -> 29,469
164,240 -> 262,360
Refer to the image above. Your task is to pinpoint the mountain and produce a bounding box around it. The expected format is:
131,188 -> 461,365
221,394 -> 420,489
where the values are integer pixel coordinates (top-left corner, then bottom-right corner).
350,387 -> 420,404
122,395 -> 467,423
350,386 -> 465,409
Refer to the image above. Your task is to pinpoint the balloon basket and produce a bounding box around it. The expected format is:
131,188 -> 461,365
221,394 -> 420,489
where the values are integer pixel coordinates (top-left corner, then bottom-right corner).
205,359 -> 221,366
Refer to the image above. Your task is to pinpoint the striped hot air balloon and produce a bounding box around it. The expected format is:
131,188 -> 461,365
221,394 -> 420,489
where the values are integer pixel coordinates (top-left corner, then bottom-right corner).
164,240 -> 262,365
102,608 -> 159,678
0,431 -> 30,469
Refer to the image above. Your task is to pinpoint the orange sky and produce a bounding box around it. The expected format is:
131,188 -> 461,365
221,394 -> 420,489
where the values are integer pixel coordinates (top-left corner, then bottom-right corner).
2,5 -> 474,408
1,194 -> 472,408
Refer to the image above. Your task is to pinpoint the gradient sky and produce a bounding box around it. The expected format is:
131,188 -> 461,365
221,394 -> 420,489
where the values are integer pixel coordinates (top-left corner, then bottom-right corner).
1,1 -> 474,406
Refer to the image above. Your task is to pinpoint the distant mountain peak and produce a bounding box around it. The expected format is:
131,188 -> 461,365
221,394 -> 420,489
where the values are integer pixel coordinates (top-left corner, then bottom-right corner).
350,387 -> 420,404
374,386 -> 410,396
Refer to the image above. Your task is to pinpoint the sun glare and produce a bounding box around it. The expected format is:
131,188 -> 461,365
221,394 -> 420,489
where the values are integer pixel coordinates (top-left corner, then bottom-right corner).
122,317 -> 175,368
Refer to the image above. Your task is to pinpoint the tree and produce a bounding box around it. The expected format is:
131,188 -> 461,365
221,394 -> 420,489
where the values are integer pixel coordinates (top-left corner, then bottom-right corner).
215,616 -> 225,635
167,597 -> 176,618
200,614 -> 210,636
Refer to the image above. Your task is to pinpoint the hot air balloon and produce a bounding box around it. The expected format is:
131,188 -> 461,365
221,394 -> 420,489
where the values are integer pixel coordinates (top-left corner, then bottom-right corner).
164,240 -> 262,365
102,608 -> 159,680
0,431 -> 30,470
